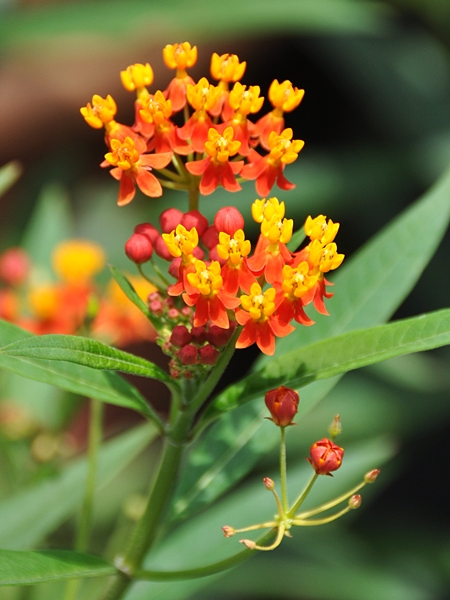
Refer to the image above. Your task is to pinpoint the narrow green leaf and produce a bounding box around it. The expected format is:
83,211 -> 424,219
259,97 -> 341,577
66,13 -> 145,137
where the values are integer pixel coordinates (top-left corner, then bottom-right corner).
0,550 -> 115,586
109,266 -> 151,318
1,334 -> 172,383
206,309 -> 450,415
0,321 -> 155,419
0,423 -> 156,549
0,161 -> 22,198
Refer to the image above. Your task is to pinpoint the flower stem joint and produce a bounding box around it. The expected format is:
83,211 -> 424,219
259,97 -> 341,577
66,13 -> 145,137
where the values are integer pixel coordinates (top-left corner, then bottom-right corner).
264,386 -> 299,427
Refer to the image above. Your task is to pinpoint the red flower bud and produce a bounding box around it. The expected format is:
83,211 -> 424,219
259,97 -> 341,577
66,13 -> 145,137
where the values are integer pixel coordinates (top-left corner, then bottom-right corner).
181,210 -> 209,237
307,438 -> 344,475
160,208 -> 183,233
222,526 -> 235,538
192,246 -> 205,260
365,469 -> 380,483
214,206 -> 245,235
263,477 -> 275,491
177,344 -> 198,365
264,386 -> 299,427
134,222 -> 159,245
154,236 -> 172,260
170,325 -> 192,347
125,233 -> 153,264
191,326 -> 208,345
201,225 -> 219,250
349,494 -> 362,509
168,257 -> 181,278
199,344 -> 219,365
0,248 -> 30,286
207,321 -> 236,347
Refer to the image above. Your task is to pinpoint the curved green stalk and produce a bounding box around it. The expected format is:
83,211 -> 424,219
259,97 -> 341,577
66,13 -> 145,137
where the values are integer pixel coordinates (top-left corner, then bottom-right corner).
287,472 -> 318,518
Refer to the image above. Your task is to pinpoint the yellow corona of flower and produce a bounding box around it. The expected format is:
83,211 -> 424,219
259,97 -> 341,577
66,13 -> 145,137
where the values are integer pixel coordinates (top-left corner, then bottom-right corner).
139,91 -> 173,125
281,263 -> 318,299
52,240 -> 106,285
304,215 -> 340,246
80,94 -> 117,129
261,215 -> 293,245
120,63 -> 154,92
186,77 -> 221,112
268,80 -> 305,113
217,230 -> 251,265
104,137 -> 140,170
163,42 -> 197,71
267,129 -> 305,166
162,225 -> 199,259
228,83 -> 264,116
240,283 -> 276,321
187,260 -> 223,297
210,53 -> 246,82
204,127 -> 241,164
308,240 -> 345,273
251,197 -> 285,224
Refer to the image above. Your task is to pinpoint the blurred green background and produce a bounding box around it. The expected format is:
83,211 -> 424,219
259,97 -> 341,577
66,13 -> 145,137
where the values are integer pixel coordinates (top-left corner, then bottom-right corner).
1,1 -> 450,599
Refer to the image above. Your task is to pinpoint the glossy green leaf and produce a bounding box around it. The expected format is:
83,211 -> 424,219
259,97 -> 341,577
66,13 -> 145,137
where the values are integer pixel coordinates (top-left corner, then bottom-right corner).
0,423 -> 157,550
0,321 -> 160,420
0,550 -> 115,586
0,161 -> 22,198
206,308 -> 450,416
1,334 -> 172,383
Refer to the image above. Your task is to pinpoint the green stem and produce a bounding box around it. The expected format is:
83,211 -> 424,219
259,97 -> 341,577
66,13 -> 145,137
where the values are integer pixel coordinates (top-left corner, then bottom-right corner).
279,427 -> 288,514
156,168 -> 185,183
189,325 -> 241,415
149,258 -> 172,288
287,472 -> 319,518
159,179 -> 189,191
101,407 -> 194,600
134,530 -> 276,581
295,480 -> 366,519
188,185 -> 199,212
63,398 -> 103,600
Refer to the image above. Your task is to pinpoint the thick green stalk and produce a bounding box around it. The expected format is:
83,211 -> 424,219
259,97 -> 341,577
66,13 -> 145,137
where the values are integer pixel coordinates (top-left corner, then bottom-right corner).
101,407 -> 194,600
279,427 -> 289,514
287,472 -> 319,518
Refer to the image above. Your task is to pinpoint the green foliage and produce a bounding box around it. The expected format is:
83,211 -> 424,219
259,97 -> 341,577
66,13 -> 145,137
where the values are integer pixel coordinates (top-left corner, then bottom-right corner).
0,162 -> 22,200
0,550 -> 115,586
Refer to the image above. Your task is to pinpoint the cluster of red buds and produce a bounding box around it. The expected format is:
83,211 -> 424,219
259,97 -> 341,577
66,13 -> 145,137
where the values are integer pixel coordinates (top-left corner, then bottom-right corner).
81,43 -> 305,206
222,386 -> 380,551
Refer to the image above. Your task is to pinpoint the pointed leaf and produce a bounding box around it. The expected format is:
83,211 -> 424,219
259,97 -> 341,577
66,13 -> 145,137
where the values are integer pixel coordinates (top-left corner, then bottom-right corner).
0,550 -> 115,586
109,265 -> 151,318
0,321 -> 156,420
206,308 -> 450,416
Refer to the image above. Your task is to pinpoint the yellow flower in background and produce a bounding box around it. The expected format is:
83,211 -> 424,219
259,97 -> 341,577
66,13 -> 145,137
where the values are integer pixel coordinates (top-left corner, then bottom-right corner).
52,240 -> 106,285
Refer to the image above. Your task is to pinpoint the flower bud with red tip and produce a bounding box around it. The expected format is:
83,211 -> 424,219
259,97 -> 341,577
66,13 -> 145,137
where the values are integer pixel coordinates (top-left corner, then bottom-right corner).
170,325 -> 192,347
214,206 -> 245,235
0,248 -> 30,286
222,526 -> 235,538
263,477 -> 275,491
155,236 -> 172,260
349,494 -> 362,509
125,233 -> 153,264
199,344 -> 220,365
177,344 -> 198,365
307,438 -> 344,475
365,469 -> 380,483
160,208 -> 183,233
134,222 -> 159,245
264,386 -> 299,427
181,210 -> 209,237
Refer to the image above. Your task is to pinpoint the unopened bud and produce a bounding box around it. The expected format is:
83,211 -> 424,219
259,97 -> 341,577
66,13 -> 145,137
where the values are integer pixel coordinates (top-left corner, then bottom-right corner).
240,539 -> 256,550
169,325 -> 192,347
222,525 -> 235,538
263,477 -> 275,491
329,414 -> 342,439
207,322 -> 236,347
214,206 -> 245,235
364,469 -> 380,483
181,210 -> 209,237
307,438 -> 344,475
264,386 -> 299,427
191,326 -> 208,344
201,225 -> 219,249
125,233 -> 153,264
199,344 -> 219,365
134,222 -> 159,245
177,344 -> 198,365
160,208 -> 183,233
349,494 -> 362,509
168,308 -> 180,320
154,236 -> 172,260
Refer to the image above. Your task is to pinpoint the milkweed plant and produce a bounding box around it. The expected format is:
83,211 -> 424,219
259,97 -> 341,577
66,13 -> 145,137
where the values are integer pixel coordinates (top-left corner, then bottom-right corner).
1,42 -> 450,599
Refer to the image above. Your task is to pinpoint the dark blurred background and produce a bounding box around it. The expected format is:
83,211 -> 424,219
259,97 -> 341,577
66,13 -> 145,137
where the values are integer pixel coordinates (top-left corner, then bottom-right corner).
1,1 -> 450,599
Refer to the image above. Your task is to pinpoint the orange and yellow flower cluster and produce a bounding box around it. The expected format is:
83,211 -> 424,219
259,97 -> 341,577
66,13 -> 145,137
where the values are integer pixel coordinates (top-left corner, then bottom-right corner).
81,43 -> 305,205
